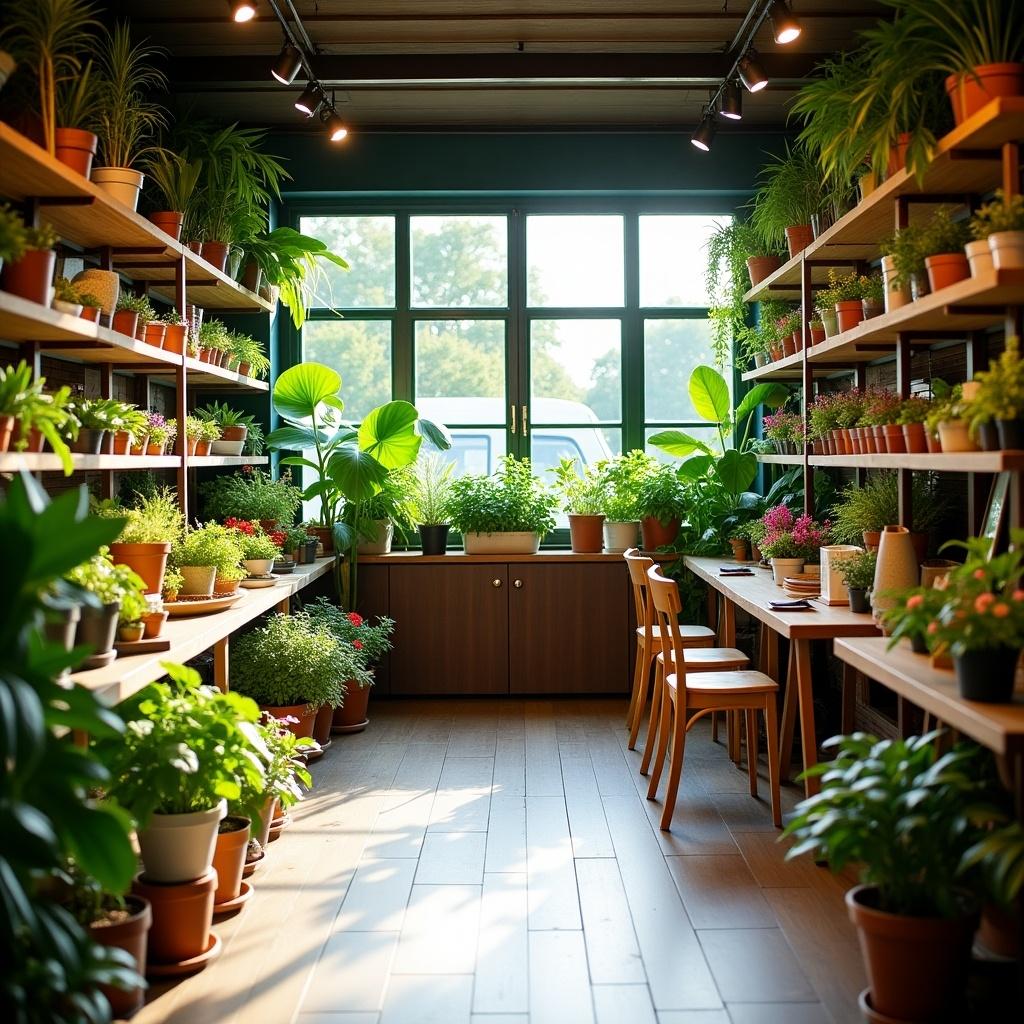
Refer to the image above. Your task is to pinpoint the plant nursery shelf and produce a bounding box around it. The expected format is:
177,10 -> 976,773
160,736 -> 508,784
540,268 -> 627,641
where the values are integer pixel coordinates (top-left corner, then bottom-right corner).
742,97 -> 1024,304
70,557 -> 336,705
741,350 -> 805,381
149,357 -> 270,391
0,124 -> 271,314
0,452 -> 181,472
835,637 -> 1024,756
756,454 -> 803,465
808,451 -> 1024,472
359,550 -> 642,564
188,456 -> 269,467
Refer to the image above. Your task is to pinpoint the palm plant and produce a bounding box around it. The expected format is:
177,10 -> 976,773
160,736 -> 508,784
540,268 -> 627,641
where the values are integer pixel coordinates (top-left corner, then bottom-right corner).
93,22 -> 166,169
0,0 -> 100,155
143,148 -> 203,214
748,146 -> 824,250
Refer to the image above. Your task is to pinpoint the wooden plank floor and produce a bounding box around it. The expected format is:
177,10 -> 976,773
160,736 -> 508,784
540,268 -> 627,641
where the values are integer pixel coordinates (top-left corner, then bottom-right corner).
134,698 -> 864,1024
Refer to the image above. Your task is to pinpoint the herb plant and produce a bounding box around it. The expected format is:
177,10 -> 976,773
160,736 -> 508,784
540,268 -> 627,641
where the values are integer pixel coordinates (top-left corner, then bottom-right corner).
635,464 -> 687,525
599,450 -> 658,522
170,523 -> 244,574
551,456 -> 608,516
95,486 -> 183,545
200,467 -> 302,524
830,473 -> 940,543
971,190 -> 1024,238
447,456 -> 558,536
840,550 -> 877,591
0,202 -> 28,263
304,598 -> 395,672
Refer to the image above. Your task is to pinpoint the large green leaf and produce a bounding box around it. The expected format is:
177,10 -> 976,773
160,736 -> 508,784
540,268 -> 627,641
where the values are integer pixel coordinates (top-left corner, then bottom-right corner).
689,365 -> 731,424
266,425 -> 322,451
417,417 -> 452,451
647,430 -> 713,458
328,447 -> 389,503
358,401 -> 422,469
271,363 -> 342,422
734,383 -> 790,422
714,449 -> 758,495
677,454 -> 714,481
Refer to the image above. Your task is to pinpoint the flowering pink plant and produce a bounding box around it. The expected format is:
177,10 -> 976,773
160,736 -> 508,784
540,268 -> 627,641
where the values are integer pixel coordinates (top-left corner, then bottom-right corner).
759,504 -> 831,560
762,411 -> 806,445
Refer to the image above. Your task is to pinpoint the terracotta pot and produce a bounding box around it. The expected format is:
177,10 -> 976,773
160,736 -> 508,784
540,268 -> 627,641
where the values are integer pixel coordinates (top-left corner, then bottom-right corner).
988,230 -> 1024,270
260,702 -> 316,739
946,64 -> 1024,125
881,423 -> 905,453
977,901 -> 1022,960
746,255 -> 783,286
143,322 -> 166,347
142,609 -> 168,639
925,253 -> 970,292
1,248 -> 55,305
254,797 -> 277,851
835,300 -> 864,333
54,127 -> 98,177
179,565 -> 216,597
861,298 -> 883,320
809,326 -> 825,345
186,436 -> 198,456
214,578 -> 241,595
89,895 -> 151,1018
926,429 -> 942,453
150,211 -> 184,241
862,530 -> 881,553
79,305 -> 101,323
769,345 -> 784,362
902,423 -> 927,453
784,225 -> 813,259
847,885 -> 976,1021
238,361 -> 252,377
880,255 -> 912,313
965,238 -> 994,278
109,430 -> 130,456
134,319 -> 147,341
240,261 -> 264,293
567,513 -> 605,553
0,414 -> 14,452
829,429 -> 844,455
109,541 -> 170,596
163,323 -> 187,354
312,703 -> 334,746
872,525 -> 919,619
332,680 -> 372,733
91,167 -> 145,210
112,309 -> 139,337
886,132 -> 911,177
640,515 -> 680,550
132,868 -> 217,966
728,538 -> 749,562
194,439 -> 212,456
307,526 -> 331,553
212,816 -> 251,905
850,427 -> 863,455
792,329 -> 804,351
781,333 -> 796,357
200,241 -> 230,272
937,419 -> 978,452
146,441 -> 165,456
129,434 -> 149,455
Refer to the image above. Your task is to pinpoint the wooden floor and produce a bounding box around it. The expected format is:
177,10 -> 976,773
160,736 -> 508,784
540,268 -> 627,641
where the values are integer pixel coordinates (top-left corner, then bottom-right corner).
135,698 -> 865,1024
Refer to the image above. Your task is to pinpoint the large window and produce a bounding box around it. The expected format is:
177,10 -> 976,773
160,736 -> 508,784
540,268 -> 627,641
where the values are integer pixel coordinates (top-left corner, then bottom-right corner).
295,206 -> 731,537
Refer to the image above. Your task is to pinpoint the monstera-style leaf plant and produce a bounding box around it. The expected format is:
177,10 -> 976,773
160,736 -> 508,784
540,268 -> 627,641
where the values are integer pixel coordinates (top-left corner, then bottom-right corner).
266,362 -> 450,607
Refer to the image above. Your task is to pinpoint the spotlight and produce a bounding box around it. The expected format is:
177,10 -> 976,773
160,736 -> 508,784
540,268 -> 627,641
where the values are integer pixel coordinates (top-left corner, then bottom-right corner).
228,0 -> 257,23
323,109 -> 349,142
720,80 -> 743,120
738,52 -> 768,93
690,116 -> 716,153
768,1 -> 802,45
294,81 -> 324,117
272,42 -> 303,85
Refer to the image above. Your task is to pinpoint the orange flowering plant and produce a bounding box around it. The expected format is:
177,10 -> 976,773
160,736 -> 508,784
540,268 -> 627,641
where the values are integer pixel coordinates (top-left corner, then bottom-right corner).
882,585 -> 948,653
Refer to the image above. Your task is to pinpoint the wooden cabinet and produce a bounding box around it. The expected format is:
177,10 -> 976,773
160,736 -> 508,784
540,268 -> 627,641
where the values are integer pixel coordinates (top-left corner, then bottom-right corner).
359,555 -> 631,696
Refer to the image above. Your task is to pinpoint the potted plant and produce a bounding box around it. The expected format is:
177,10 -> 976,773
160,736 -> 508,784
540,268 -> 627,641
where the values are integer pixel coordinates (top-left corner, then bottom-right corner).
898,395 -> 932,453
66,550 -> 145,668
90,23 -> 166,211
306,599 -> 395,735
112,291 -> 150,337
0,202 -> 28,279
231,612 -> 349,737
158,308 -> 188,354
762,410 -> 805,455
228,333 -> 271,379
251,715 -> 313,850
970,190 -> 1024,271
599,450 -> 656,552
115,582 -> 148,642
194,400 -> 251,456
859,273 -> 885,319
813,272 -> 842,337
141,597 -> 168,639
51,275 -> 84,317
169,522 -> 244,597
783,733 -> 993,1022
0,221 -> 58,307
758,504 -> 831,585
881,223 -> 930,307
830,472 -> 937,562
161,565 -> 183,603
1,362 -> 77,471
929,382 -> 976,453
882,585 -> 948,653
144,411 -> 174,455
839,549 -> 876,612
348,468 -> 417,556
921,208 -> 972,292
634,464 -> 685,551
411,452 -> 454,555
826,270 -> 865,334
279,524 -> 313,564
143,148 -> 202,241
806,392 -> 839,454
199,467 -> 302,530
969,335 -> 1024,448
748,145 -> 823,259
97,486 -> 182,594
447,455 -> 558,555
228,519 -> 280,576
552,456 -> 608,553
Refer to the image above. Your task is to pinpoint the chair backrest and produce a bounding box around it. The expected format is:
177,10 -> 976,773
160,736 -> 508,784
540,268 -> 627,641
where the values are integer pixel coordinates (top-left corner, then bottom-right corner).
646,563 -> 688,687
623,547 -> 655,637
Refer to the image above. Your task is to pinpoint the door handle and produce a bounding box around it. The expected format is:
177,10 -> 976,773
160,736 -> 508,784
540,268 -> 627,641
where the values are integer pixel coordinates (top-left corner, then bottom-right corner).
492,578 -> 503,588
521,404 -> 528,436
513,579 -> 523,589
510,404 -> 516,434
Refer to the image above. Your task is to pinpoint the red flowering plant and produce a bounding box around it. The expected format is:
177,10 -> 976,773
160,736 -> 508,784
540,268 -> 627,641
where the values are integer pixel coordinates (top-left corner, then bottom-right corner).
224,518 -> 282,560
758,505 -> 831,561
304,597 -> 396,682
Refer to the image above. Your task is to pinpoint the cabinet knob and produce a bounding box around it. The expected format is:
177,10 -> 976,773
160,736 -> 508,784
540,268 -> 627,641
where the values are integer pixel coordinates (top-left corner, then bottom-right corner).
492,578 -> 503,588
513,579 -> 523,589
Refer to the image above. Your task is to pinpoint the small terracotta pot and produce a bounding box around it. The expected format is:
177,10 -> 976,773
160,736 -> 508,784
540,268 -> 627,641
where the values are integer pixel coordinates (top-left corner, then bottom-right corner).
882,423 -> 906,453
132,868 -> 217,966
135,320 -> 147,341
312,703 -> 334,747
142,610 -> 169,639
937,419 -> 978,452
241,261 -> 264,293
781,333 -> 796,357
150,211 -> 184,241
130,434 -> 149,455
784,225 -> 813,259
143,322 -> 166,347
746,255 -> 782,286
872,425 -> 886,452
902,423 -> 927,453
1,248 -> 56,305
260,703 -> 316,739
186,437 -> 198,456
212,816 -> 251,906
112,309 -> 139,337
728,538 -> 749,562
310,525 -> 334,554
196,439 -> 213,456
0,414 -> 15,453
54,127 -> 98,177
926,430 -> 942,453
200,241 -> 230,273
887,132 -> 911,176
850,428 -> 863,455
163,323 -> 187,354
214,578 -> 241,595
835,300 -> 864,333
146,442 -> 165,456
862,530 -> 881,552
925,253 -> 970,292
110,541 -> 170,595
89,895 -> 151,1018
237,361 -> 252,377
568,513 -> 605,553
945,63 -> 1024,125
769,345 -> 784,363
881,255 -> 912,312
640,515 -> 680,550
988,230 -> 1024,270
809,326 -> 825,345
332,680 -> 372,733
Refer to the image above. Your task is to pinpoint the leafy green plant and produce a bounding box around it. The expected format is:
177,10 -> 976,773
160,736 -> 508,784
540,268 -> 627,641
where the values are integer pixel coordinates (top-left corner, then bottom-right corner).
830,472 -> 940,542
551,456 -> 608,516
859,273 -> 885,304
599,450 -> 658,522
161,566 -> 183,596
227,333 -> 271,378
67,396 -> 132,431
95,487 -> 183,545
748,145 -> 824,249
235,530 -> 279,561
53,275 -> 83,303
635,464 -> 686,525
194,400 -> 248,428
881,224 -> 930,290
255,715 -> 313,813
921,207 -> 971,257
115,291 -> 156,318
840,549 -> 877,590
143,148 -> 202,213
783,732 -> 1001,918
170,523 -> 244,574
971,190 -> 1024,238
0,361 -> 77,473
411,452 -> 454,525
0,202 -> 28,263
200,468 -> 302,524
969,336 -> 1024,424
304,598 -> 395,672
231,612 -> 354,707
447,455 -> 558,536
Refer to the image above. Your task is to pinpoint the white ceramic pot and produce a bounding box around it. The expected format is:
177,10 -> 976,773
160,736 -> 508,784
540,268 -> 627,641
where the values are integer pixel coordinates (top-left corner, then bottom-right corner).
178,564 -> 216,597
52,298 -> 83,317
462,531 -> 540,555
872,525 -> 919,619
357,519 -> 394,555
137,800 -> 226,883
770,557 -> 805,586
91,167 -> 145,211
988,230 -> 1024,270
881,255 -> 912,312
242,558 -> 274,577
965,239 -> 994,278
210,438 -> 245,456
602,521 -> 639,553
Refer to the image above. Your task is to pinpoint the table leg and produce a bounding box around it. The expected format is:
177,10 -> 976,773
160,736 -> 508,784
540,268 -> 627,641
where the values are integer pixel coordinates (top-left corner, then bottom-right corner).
793,639 -> 820,797
841,660 -> 857,735
276,596 -> 290,614
214,637 -> 229,693
779,644 -> 798,783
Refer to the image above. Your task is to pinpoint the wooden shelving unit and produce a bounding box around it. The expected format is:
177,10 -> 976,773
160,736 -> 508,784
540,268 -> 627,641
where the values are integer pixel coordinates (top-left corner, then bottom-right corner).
755,453 -> 804,465
809,451 -> 1024,472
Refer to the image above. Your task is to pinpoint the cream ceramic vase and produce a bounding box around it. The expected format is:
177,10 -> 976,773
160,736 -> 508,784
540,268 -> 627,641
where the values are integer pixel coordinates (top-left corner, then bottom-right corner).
770,557 -> 805,586
872,525 -> 919,619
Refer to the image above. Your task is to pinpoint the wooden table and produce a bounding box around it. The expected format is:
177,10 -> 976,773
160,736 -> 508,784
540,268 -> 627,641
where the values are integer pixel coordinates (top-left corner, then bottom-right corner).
684,556 -> 881,796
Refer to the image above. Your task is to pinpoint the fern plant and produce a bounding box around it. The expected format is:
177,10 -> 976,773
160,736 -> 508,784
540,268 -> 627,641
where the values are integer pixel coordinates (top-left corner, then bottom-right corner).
749,146 -> 824,250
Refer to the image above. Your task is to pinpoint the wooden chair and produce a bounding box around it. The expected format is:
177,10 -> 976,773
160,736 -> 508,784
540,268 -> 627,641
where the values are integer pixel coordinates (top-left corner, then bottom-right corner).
645,564 -> 782,831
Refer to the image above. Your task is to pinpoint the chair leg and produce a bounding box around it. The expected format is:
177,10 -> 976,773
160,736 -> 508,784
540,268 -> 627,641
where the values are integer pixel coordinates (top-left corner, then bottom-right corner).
647,683 -> 673,799
763,695 -> 782,829
659,694 -> 688,831
711,710 -> 719,743
628,648 -> 655,751
639,659 -> 663,775
745,709 -> 758,798
626,641 -> 645,729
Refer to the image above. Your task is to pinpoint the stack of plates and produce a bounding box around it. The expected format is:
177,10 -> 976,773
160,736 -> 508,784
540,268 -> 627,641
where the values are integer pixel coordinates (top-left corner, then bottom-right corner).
783,573 -> 821,599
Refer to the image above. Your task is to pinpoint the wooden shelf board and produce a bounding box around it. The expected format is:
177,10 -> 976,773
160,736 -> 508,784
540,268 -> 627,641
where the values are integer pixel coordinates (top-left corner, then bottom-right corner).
359,550 -> 637,564
741,350 -> 804,381
756,454 -> 804,465
808,451 -> 1024,472
189,455 -> 269,467
834,637 -> 1024,755
0,452 -> 180,472
806,269 -> 1024,365
149,357 -> 270,391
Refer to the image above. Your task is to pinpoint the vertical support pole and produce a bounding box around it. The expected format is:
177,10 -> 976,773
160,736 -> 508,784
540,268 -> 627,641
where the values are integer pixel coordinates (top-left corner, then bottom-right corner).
967,332 -> 990,534
896,333 -> 912,528
801,256 -> 814,516
174,252 -> 189,519
213,638 -> 228,693
1002,140 -> 1021,199
99,362 -> 114,500
855,364 -> 868,488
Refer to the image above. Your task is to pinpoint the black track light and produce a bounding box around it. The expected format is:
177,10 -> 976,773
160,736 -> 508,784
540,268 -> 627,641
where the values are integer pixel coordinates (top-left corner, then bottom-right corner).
294,81 -> 324,117
738,52 -> 768,93
720,80 -> 743,120
322,108 -> 349,143
272,42 -> 303,85
228,0 -> 257,23
690,115 -> 716,153
769,1 -> 802,45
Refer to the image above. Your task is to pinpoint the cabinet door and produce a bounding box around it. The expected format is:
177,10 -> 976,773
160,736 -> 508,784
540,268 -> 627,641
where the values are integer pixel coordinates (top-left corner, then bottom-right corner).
508,563 -> 629,694
388,565 -> 510,695
357,565 -> 392,695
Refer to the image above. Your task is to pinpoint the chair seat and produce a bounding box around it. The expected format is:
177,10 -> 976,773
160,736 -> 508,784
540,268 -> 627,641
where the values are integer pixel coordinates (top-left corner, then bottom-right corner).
637,624 -> 715,643
657,647 -> 749,670
667,669 -> 778,695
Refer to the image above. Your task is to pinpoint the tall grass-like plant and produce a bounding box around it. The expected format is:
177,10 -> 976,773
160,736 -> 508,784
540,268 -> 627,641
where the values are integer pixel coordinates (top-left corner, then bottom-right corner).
830,472 -> 940,542
0,0 -> 100,155
144,148 -> 202,213
93,22 -> 166,169
748,146 -> 824,249
412,453 -> 454,526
